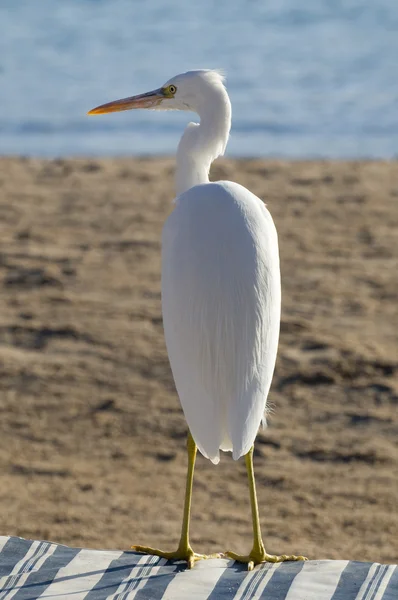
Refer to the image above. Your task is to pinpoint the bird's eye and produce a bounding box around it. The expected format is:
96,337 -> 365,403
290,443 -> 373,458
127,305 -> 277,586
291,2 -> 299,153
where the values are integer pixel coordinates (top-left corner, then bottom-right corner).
167,85 -> 177,95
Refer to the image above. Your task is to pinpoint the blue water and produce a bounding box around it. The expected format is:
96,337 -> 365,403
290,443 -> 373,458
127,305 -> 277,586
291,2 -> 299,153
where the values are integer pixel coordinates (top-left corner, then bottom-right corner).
1,0 -> 397,158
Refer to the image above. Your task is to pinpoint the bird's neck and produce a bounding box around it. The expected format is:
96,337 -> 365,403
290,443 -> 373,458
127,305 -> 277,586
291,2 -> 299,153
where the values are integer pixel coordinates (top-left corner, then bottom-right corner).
175,91 -> 232,196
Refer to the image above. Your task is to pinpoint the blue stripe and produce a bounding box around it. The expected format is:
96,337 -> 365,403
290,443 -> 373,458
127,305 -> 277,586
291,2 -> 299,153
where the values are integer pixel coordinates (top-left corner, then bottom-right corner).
360,565 -> 383,600
9,543 -> 81,600
383,565 -> 398,600
0,538 -> 34,578
243,564 -> 275,599
84,552 -> 143,600
330,561 -> 373,600
117,555 -> 161,600
255,559 -> 306,599
84,551 -> 167,600
206,561 -> 256,599
133,559 -> 190,600
0,541 -> 49,596
368,565 -> 389,600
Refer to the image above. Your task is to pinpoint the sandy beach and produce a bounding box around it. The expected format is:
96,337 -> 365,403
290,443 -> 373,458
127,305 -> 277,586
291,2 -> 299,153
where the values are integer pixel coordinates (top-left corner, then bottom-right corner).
0,156 -> 397,564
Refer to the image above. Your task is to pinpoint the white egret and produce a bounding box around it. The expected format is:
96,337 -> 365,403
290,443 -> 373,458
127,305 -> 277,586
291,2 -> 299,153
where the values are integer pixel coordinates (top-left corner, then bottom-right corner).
88,70 -> 307,570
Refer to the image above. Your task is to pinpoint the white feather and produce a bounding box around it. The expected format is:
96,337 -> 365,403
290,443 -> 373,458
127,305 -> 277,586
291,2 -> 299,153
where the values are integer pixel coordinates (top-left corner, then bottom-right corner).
162,180 -> 280,464
90,69 -> 282,465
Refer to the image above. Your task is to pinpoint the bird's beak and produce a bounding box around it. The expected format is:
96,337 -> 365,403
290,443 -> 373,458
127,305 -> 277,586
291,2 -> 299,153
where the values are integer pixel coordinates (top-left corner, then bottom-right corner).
87,88 -> 165,115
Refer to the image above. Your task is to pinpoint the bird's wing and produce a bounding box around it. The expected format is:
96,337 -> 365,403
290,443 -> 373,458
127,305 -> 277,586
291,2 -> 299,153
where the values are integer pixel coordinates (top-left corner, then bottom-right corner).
161,181 -> 281,463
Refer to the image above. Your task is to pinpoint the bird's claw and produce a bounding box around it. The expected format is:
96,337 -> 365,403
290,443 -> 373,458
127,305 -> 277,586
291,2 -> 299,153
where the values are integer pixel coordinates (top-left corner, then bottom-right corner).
224,549 -> 308,570
131,544 -> 221,569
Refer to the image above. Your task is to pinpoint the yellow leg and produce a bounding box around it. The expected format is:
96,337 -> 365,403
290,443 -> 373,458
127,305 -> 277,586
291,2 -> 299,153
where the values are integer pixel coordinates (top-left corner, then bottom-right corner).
132,432 -> 219,569
225,446 -> 308,570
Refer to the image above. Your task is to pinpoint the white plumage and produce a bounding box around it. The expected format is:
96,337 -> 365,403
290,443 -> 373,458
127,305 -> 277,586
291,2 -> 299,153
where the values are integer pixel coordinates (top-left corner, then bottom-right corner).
87,70 -> 305,569
162,180 -> 280,463
89,69 -> 282,466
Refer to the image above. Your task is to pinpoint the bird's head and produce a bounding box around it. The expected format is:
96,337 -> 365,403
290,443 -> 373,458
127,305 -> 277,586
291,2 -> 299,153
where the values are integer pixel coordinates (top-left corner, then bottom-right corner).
88,69 -> 227,116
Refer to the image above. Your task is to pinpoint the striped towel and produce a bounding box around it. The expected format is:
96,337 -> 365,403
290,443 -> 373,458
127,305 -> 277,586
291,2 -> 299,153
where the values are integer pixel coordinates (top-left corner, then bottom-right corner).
0,536 -> 396,599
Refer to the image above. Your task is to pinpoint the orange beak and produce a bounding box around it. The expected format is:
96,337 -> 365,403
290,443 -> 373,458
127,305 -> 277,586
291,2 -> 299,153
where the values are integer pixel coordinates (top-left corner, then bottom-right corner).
87,88 -> 165,115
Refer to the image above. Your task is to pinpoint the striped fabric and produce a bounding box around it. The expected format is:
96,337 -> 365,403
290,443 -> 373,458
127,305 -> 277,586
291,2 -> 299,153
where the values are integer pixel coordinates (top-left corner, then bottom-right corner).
0,537 -> 396,600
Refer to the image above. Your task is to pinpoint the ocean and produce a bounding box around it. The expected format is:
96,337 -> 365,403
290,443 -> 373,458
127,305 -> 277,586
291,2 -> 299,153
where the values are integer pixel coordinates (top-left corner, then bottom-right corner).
1,0 -> 397,158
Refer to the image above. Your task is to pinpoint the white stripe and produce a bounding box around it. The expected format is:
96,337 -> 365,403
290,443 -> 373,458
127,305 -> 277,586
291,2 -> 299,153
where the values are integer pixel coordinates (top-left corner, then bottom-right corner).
38,548 -> 122,599
356,564 -> 384,600
0,541 -> 48,594
358,564 -> 389,600
247,563 -> 284,600
0,540 -> 42,583
285,560 -> 349,600
0,539 -> 10,555
162,557 -> 227,600
1,544 -> 57,600
372,565 -> 397,600
365,565 -> 388,600
234,566 -> 263,600
16,543 -> 51,578
106,554 -> 163,600
234,563 -> 281,600
241,567 -> 267,600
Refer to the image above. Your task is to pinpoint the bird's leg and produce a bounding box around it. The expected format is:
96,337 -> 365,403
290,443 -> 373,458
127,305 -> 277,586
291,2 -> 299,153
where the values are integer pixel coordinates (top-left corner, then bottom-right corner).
225,446 -> 307,570
132,431 -> 217,569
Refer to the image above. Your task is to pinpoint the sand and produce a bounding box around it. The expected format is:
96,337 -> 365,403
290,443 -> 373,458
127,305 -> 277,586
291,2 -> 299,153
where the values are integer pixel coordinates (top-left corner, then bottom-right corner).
0,156 -> 397,564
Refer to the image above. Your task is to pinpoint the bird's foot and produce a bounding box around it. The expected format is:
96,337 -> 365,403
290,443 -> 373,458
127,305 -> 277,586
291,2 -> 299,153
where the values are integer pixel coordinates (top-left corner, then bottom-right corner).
131,544 -> 221,570
225,548 -> 308,571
